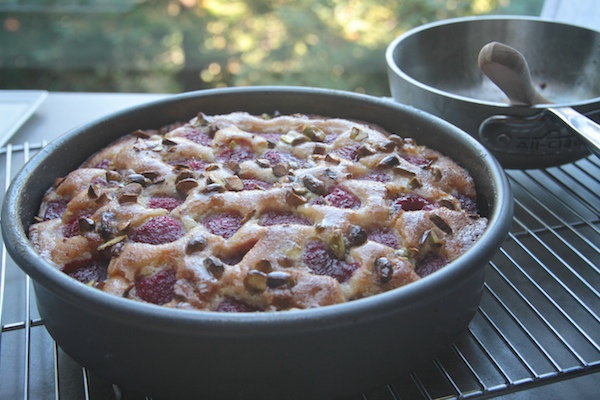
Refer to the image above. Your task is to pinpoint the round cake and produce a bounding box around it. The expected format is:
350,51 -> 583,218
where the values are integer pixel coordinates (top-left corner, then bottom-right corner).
29,112 -> 488,312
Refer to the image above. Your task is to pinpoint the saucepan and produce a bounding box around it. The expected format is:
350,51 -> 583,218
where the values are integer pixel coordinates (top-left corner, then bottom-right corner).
386,16 -> 600,169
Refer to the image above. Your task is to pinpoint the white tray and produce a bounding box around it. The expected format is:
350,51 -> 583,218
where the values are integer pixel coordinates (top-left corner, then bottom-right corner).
0,90 -> 48,148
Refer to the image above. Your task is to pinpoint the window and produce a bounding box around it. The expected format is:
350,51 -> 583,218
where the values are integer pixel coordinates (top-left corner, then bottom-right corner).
0,0 -> 543,96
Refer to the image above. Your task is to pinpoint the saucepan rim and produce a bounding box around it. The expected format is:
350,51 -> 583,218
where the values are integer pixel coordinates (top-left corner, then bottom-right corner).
385,15 -> 600,109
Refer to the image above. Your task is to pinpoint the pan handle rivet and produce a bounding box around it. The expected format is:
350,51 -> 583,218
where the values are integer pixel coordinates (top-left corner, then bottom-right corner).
497,133 -> 512,146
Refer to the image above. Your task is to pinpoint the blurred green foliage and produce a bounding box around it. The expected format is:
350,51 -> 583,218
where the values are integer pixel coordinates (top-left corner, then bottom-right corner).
0,0 -> 543,96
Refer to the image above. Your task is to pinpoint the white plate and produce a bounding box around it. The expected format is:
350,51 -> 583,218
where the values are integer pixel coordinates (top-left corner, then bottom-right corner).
0,90 -> 48,148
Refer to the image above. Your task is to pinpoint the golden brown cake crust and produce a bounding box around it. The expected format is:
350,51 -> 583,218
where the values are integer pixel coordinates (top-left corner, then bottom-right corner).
29,112 -> 487,312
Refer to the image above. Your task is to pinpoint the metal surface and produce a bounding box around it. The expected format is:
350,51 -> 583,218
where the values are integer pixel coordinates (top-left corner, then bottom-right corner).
386,16 -> 600,169
2,140 -> 599,398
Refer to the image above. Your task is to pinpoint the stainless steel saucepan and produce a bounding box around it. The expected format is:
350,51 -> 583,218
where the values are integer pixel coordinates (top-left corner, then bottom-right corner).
478,41 -> 600,161
386,16 -> 600,169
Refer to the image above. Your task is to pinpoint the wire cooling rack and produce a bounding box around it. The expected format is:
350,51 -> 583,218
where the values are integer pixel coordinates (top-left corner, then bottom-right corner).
1,142 -> 599,399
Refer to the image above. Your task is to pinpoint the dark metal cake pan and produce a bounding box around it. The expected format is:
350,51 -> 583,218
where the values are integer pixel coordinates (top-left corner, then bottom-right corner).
2,86 -> 513,399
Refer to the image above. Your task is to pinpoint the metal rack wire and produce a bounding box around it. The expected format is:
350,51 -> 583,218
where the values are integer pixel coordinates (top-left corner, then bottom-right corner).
1,142 -> 599,399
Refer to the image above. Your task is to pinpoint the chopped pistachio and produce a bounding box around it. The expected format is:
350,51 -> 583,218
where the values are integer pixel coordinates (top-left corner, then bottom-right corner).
350,126 -> 368,141
419,229 -> 442,248
347,225 -> 367,247
377,141 -> 397,153
254,259 -> 273,273
249,182 -> 267,190
176,169 -> 195,182
226,160 -> 241,174
378,155 -> 400,168
162,138 -> 178,146
106,170 -> 121,182
272,163 -> 289,177
224,175 -> 244,191
430,214 -> 453,235
392,165 -> 416,177
302,125 -> 326,142
117,220 -> 132,235
277,256 -> 294,268
329,230 -> 346,260
95,193 -> 109,206
324,168 -> 337,181
127,173 -> 150,187
201,182 -> 225,194
388,134 -> 405,146
285,190 -> 308,206
123,182 -> 143,193
131,129 -> 151,139
394,247 -> 412,260
439,198 -> 456,210
324,153 -> 342,164
314,223 -> 327,233
280,133 -> 294,145
374,257 -> 393,284
186,237 -> 207,254
313,143 -> 327,155
408,177 -> 422,189
302,174 -> 326,195
357,144 -> 376,159
291,185 -> 308,196
206,174 -> 226,186
119,193 -> 138,204
431,167 -> 443,181
266,271 -> 295,288
141,171 -> 160,181
87,184 -> 99,199
196,112 -> 208,126
244,269 -> 268,292
148,141 -> 163,152
292,136 -> 310,146
176,178 -> 199,194
78,217 -> 95,234
280,130 -> 309,146
255,158 -> 271,168
173,163 -> 191,172
204,256 -> 224,279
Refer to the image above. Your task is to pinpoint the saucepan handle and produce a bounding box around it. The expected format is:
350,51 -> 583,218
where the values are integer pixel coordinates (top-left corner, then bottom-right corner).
478,111 -> 590,157
545,107 -> 600,160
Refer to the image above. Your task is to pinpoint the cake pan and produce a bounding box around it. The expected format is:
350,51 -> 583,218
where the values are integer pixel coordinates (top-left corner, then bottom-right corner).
386,16 -> 600,169
2,86 -> 513,399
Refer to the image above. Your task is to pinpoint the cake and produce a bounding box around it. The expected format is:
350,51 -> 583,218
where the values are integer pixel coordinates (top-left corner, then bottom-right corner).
29,112 -> 488,311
